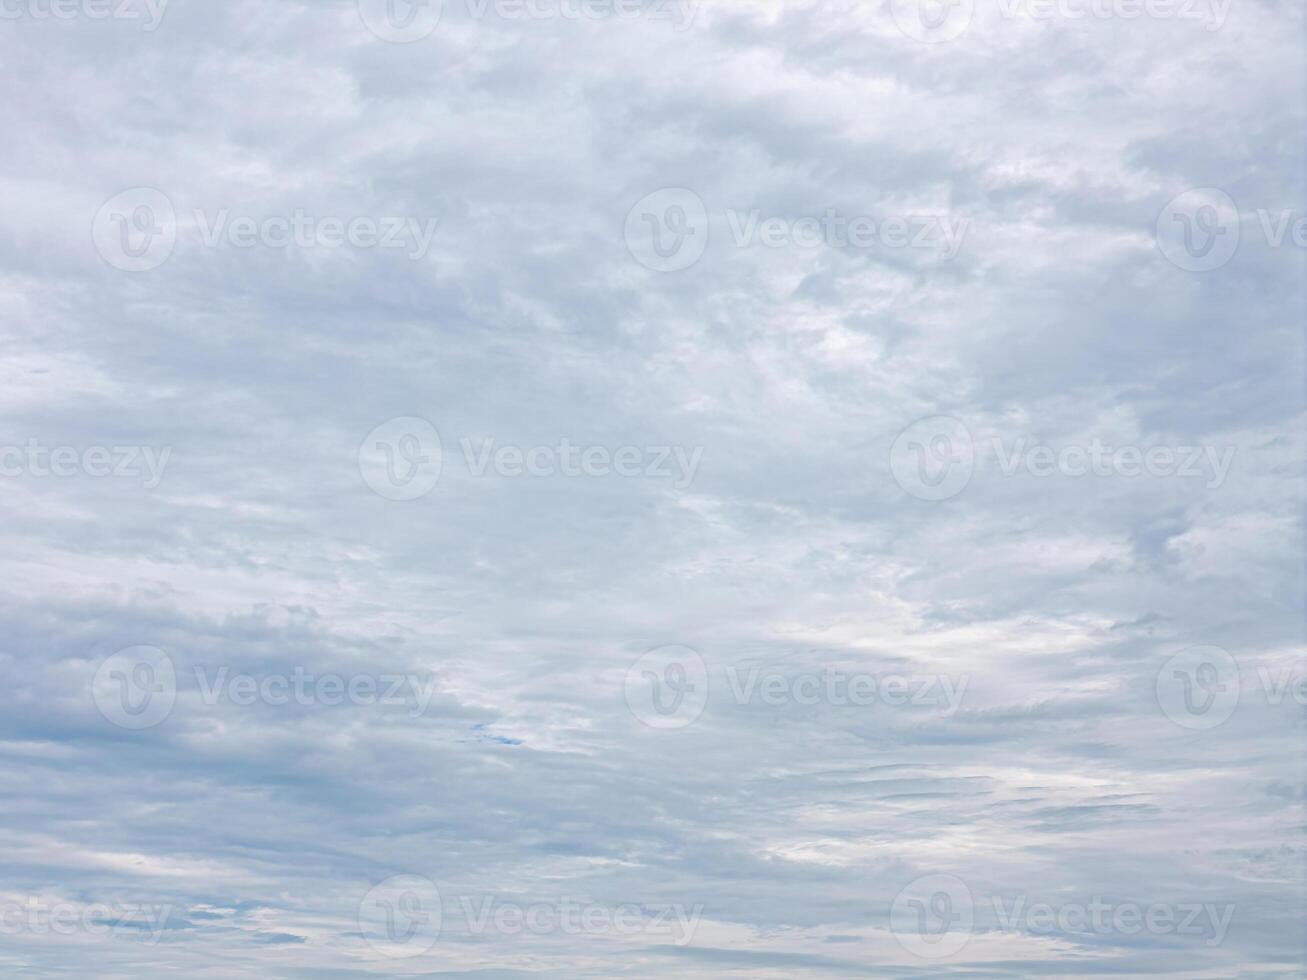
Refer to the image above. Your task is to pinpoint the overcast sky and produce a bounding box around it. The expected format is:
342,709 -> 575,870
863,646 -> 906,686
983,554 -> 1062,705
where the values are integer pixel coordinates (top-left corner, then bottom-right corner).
0,0 -> 1304,976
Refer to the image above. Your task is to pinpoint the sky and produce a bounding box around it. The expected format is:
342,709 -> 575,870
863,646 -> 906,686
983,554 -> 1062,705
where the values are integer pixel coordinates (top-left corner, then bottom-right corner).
0,0 -> 1304,976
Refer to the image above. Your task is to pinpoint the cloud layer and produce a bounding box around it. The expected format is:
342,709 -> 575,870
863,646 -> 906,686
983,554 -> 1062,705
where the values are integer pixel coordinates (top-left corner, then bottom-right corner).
0,0 -> 1303,976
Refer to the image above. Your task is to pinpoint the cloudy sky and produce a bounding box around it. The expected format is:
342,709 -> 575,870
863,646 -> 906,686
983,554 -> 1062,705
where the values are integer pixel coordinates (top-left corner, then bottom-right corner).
0,0 -> 1304,976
